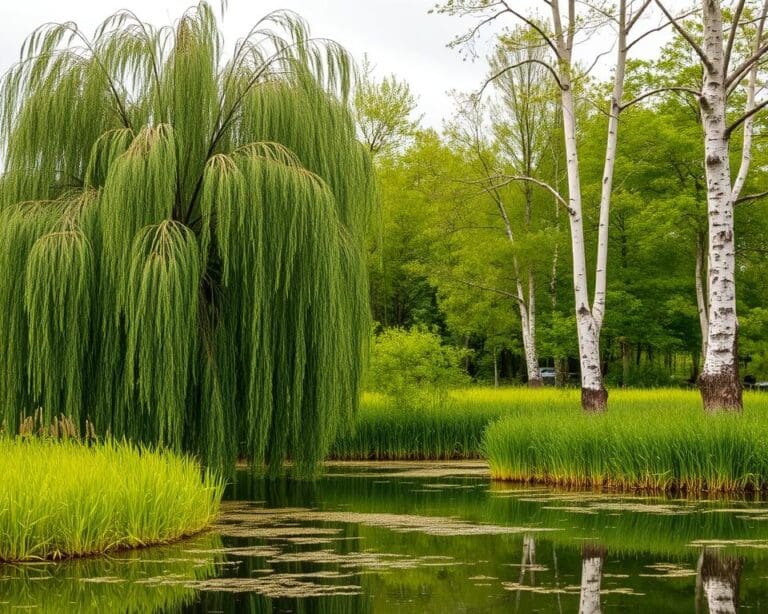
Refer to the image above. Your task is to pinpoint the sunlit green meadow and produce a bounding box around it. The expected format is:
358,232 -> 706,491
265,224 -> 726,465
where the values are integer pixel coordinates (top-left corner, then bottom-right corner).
0,439 -> 224,562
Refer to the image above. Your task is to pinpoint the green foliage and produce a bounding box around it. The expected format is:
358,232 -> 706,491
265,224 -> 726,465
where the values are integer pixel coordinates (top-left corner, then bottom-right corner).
0,438 -> 223,562
0,4 -> 375,476
354,55 -> 421,157
484,390 -> 768,493
366,327 -> 469,404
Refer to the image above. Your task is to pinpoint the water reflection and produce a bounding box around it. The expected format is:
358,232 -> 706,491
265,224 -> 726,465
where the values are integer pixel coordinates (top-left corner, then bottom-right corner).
0,533 -> 223,613
579,545 -> 606,614
3,465 -> 768,612
700,549 -> 743,614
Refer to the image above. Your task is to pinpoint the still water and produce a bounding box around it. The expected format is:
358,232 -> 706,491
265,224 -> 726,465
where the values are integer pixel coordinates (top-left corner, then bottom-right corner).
2,461 -> 768,613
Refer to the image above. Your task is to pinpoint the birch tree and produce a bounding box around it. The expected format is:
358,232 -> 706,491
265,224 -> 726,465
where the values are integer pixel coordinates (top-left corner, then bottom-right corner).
437,0 -> 653,410
447,82 -> 556,387
655,0 -> 768,410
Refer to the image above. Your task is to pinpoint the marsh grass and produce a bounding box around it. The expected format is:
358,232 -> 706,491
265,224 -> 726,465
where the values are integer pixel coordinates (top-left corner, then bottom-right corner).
483,390 -> 768,493
331,392 -> 505,460
334,388 -> 768,493
0,438 -> 223,562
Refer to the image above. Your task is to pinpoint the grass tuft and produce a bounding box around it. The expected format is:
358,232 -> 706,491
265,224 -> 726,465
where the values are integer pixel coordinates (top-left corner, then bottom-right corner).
483,391 -> 768,493
0,438 -> 223,562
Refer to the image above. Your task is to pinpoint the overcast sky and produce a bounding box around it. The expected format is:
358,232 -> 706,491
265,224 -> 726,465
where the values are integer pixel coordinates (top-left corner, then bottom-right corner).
0,1 -> 670,129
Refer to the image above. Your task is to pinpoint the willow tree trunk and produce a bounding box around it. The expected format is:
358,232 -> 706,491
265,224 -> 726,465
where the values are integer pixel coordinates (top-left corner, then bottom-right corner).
698,1 -> 742,411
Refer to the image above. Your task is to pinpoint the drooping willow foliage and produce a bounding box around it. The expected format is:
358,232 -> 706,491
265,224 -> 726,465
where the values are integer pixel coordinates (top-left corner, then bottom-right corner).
0,3 -> 375,476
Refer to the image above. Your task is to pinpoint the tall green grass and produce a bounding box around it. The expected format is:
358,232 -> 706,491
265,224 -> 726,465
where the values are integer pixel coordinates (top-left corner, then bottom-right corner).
0,439 -> 223,561
483,395 -> 768,493
333,388 -> 768,461
330,392 -> 507,459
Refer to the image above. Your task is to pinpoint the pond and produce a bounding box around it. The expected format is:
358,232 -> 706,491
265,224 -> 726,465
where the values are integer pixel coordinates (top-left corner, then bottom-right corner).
2,461 -> 768,612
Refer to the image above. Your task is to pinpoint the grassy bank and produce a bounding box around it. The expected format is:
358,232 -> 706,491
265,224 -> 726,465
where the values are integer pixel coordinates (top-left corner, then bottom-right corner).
333,389 -> 768,492
0,439 -> 223,562
330,391 -> 506,459
333,388 -> 768,461
484,398 -> 768,493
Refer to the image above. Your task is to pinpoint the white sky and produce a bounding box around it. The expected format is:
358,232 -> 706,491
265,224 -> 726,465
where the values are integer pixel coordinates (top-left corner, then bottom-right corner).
0,1 -> 671,129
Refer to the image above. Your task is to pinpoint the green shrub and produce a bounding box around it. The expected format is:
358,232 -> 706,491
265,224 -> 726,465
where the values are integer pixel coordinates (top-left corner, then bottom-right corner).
366,327 -> 469,405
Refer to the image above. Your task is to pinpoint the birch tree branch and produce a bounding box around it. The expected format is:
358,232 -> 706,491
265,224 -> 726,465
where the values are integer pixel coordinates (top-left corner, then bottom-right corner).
483,174 -> 575,216
727,98 -> 768,136
619,86 -> 701,110
654,0 -> 712,70
724,0 -> 747,74
480,58 -> 565,94
735,190 -> 768,205
448,278 -> 525,305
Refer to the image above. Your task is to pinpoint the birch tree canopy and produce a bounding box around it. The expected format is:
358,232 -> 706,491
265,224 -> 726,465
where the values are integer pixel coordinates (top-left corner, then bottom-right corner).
0,2 -> 375,475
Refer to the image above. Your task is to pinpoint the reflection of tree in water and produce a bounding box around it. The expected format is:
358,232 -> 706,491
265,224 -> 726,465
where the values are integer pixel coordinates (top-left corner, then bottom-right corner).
697,549 -> 742,614
198,593 -> 371,614
579,544 -> 606,614
515,533 -> 537,609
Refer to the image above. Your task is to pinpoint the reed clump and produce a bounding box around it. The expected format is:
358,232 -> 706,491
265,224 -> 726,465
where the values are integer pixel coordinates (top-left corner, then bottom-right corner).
483,395 -> 768,493
0,436 -> 223,562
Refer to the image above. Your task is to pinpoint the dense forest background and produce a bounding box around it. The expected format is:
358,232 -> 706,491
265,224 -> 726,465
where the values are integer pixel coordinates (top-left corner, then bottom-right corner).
356,30 -> 768,388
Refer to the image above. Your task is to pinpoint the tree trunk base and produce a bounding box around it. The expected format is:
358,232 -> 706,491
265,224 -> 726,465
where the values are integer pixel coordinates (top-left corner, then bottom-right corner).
528,377 -> 543,388
699,372 -> 742,412
582,387 -> 608,412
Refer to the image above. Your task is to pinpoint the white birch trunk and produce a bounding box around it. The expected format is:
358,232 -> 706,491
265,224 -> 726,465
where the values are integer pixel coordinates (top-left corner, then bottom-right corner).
495,193 -> 542,387
551,1 -> 606,410
699,0 -> 741,411
520,271 -> 541,387
578,551 -> 604,614
592,1 -> 627,332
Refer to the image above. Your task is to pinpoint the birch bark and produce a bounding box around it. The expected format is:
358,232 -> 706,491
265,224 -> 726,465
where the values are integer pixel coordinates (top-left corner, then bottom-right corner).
695,232 -> 709,360
698,0 -> 741,410
550,0 -> 611,410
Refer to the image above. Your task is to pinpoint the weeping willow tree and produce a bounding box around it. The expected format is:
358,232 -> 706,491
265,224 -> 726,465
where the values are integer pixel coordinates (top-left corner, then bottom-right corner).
0,3 -> 375,476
